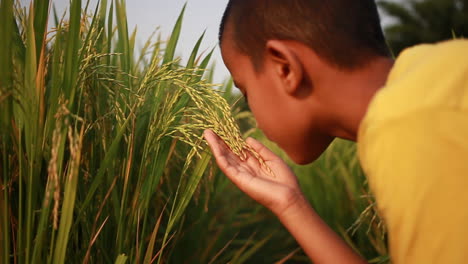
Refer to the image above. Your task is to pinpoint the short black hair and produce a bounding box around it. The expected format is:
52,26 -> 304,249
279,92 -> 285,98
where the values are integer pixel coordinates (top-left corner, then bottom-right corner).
219,0 -> 390,70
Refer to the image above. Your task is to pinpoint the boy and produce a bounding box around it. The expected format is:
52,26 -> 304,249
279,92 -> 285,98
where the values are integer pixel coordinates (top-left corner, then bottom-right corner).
204,0 -> 468,263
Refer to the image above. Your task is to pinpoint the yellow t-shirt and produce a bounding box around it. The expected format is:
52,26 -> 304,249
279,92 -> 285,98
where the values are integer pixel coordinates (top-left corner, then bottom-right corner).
358,40 -> 468,263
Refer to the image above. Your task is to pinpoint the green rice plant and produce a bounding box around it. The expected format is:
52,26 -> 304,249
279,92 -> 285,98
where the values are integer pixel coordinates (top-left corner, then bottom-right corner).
0,0 -> 269,263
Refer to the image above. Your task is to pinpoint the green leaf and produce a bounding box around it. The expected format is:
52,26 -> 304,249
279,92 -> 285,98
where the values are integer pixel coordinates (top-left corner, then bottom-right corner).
115,0 -> 131,76
143,209 -> 165,264
107,0 -> 114,65
33,0 -> 50,60
163,3 -> 186,64
234,234 -> 272,264
186,30 -> 206,68
115,254 -> 128,264
0,0 -> 14,136
24,6 -> 39,263
169,149 -> 211,232
223,78 -> 234,100
194,47 -> 215,82
53,129 -> 84,264
63,0 -> 82,106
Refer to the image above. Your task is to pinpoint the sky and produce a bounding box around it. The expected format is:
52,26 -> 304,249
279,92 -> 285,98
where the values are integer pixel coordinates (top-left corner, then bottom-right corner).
118,0 -> 231,83
20,0 -> 231,83
20,0 -> 397,84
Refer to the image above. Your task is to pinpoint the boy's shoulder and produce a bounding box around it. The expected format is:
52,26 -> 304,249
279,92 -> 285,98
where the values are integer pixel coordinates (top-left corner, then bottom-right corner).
356,39 -> 468,264
362,39 -> 468,129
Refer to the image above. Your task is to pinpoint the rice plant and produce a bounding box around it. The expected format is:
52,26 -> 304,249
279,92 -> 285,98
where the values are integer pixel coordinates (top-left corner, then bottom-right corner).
0,0 -> 387,263
0,0 -> 263,262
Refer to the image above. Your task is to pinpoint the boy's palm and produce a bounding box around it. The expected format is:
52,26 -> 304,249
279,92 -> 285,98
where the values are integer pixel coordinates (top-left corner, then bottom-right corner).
204,130 -> 303,217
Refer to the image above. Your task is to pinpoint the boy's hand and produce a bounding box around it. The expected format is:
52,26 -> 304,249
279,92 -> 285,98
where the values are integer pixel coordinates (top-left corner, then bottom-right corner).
204,130 -> 367,263
203,129 -> 304,217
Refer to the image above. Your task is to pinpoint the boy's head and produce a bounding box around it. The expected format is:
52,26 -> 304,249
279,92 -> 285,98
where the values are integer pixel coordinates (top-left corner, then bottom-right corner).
220,0 -> 389,71
219,0 -> 390,164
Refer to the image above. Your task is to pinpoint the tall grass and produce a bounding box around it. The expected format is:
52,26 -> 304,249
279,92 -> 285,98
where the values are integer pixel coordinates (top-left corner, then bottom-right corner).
0,0 -> 387,263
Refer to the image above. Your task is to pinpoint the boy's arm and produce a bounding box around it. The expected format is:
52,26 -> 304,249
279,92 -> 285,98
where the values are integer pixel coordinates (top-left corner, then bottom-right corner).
278,195 -> 367,264
204,130 -> 367,264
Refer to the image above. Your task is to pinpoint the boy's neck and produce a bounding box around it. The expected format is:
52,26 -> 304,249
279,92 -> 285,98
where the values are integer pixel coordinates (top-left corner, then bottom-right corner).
323,57 -> 395,141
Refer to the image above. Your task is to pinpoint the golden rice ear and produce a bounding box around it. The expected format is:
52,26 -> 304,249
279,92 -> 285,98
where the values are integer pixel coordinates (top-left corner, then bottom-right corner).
171,78 -> 274,176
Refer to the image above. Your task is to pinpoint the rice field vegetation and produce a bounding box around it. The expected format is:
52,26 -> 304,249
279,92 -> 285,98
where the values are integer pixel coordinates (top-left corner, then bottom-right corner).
0,0 -> 388,263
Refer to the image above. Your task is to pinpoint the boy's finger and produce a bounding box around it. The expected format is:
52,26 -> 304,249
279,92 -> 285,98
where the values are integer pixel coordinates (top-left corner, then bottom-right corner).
203,129 -> 217,145
204,129 -> 233,158
204,130 -> 241,176
204,130 -> 222,154
246,137 -> 281,161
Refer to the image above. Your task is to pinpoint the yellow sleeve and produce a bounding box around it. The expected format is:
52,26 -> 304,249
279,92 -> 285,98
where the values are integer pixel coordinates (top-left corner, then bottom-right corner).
359,108 -> 468,264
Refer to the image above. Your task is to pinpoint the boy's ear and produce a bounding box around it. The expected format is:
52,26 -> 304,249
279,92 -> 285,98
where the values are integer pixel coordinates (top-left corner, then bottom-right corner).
265,40 -> 304,95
